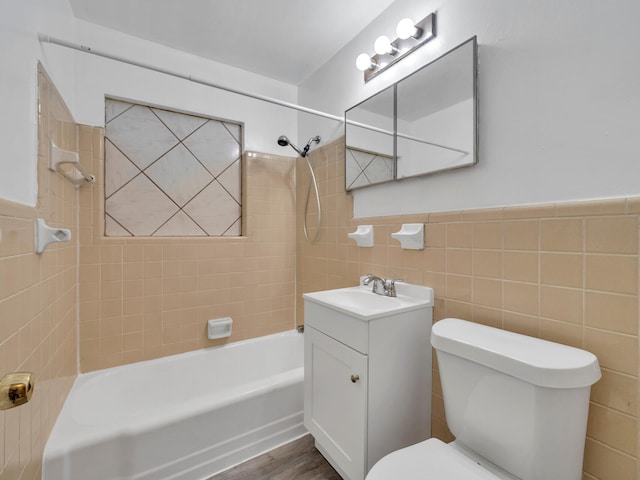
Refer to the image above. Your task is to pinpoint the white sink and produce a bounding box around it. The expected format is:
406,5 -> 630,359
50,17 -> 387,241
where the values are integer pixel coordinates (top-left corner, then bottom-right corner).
303,282 -> 433,321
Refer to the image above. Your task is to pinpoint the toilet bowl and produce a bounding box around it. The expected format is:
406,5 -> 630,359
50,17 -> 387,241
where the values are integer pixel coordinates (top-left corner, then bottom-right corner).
366,318 -> 601,480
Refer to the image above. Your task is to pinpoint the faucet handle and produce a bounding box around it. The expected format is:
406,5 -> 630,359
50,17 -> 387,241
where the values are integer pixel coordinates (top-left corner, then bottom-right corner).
384,278 -> 403,297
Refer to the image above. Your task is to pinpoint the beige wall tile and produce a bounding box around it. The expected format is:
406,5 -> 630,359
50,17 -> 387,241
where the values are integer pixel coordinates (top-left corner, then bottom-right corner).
424,248 -> 446,273
590,369 -> 637,416
471,305 -> 502,328
473,250 -> 502,278
583,438 -> 638,480
626,197 -> 640,214
503,281 -> 538,316
539,318 -> 583,348
540,218 -> 583,252
472,278 -> 502,309
586,217 -> 638,254
503,204 -> 555,220
584,328 -> 638,376
503,311 -> 538,337
424,223 -> 446,247
540,285 -> 583,324
503,251 -> 538,283
472,222 -> 502,249
585,254 -> 638,295
556,199 -> 626,217
447,248 -> 472,275
540,252 -> 583,288
446,274 -> 472,302
447,223 -> 472,248
504,220 -> 539,251
585,291 -> 638,335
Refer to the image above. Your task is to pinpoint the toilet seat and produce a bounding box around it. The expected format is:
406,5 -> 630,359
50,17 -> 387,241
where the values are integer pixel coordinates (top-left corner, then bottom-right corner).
366,438 -> 512,480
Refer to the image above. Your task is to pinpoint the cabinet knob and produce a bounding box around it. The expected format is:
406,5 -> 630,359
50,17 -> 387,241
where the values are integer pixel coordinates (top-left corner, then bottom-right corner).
351,374 -> 360,383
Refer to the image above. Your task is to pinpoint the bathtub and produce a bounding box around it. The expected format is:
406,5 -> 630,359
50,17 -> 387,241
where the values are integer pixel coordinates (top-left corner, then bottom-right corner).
43,330 -> 305,480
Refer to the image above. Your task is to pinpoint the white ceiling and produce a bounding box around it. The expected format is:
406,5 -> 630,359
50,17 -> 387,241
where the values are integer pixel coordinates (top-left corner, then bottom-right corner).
68,0 -> 396,85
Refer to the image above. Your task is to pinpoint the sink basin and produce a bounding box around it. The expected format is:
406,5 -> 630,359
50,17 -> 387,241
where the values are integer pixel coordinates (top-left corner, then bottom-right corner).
303,283 -> 433,320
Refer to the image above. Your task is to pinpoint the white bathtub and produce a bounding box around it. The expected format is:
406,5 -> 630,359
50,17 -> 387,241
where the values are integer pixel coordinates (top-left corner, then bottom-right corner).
43,330 -> 305,480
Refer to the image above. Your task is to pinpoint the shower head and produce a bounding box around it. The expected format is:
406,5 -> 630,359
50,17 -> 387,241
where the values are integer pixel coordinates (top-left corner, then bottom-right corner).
277,136 -> 289,147
277,135 -> 304,156
277,135 -> 321,157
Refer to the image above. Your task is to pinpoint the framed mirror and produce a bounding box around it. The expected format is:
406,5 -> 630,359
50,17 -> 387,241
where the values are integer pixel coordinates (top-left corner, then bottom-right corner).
345,37 -> 478,191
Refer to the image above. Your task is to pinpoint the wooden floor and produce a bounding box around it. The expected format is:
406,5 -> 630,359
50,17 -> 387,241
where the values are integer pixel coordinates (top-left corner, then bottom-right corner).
209,434 -> 343,480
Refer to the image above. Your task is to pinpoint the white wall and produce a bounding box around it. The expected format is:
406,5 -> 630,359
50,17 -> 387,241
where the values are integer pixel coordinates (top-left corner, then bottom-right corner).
72,19 -> 298,158
0,0 -> 76,205
299,0 -> 640,217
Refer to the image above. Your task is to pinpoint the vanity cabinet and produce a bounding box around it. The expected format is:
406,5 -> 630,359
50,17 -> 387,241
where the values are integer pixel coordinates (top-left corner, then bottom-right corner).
303,283 -> 434,480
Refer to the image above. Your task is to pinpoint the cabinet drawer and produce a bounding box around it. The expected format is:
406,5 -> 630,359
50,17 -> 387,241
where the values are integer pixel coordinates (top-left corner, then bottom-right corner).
304,300 -> 369,354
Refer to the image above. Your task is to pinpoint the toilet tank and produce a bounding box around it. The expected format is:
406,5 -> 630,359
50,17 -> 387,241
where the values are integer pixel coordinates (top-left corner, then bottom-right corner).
431,318 -> 601,480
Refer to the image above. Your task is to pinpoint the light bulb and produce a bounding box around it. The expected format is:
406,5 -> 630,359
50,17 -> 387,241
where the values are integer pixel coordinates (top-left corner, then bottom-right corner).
396,17 -> 420,39
356,53 -> 374,71
374,35 -> 396,55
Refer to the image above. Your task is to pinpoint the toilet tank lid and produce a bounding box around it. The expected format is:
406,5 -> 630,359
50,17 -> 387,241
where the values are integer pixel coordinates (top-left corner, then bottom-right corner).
431,318 -> 601,388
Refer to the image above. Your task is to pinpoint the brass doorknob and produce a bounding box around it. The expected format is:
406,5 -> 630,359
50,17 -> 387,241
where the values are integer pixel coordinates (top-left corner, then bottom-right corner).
0,372 -> 34,410
351,374 -> 360,383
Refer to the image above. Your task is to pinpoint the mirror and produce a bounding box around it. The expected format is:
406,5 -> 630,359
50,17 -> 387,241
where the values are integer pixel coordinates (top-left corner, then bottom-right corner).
345,37 -> 477,191
345,86 -> 394,190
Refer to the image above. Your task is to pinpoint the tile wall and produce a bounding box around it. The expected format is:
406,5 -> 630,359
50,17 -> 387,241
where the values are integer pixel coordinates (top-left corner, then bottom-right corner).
78,136 -> 296,371
0,65 -> 79,479
104,99 -> 242,237
296,138 -> 640,480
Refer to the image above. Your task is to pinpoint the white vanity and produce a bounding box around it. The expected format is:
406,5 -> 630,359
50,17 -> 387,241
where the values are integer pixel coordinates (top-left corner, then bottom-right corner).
303,280 -> 434,480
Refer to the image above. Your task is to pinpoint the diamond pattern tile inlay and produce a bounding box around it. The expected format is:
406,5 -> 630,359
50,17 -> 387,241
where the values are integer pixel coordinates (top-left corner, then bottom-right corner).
104,139 -> 140,197
152,108 -> 208,141
106,105 -> 179,170
145,144 -> 213,207
106,174 -> 179,235
154,211 -> 206,236
183,120 -> 241,177
183,182 -> 241,236
105,99 -> 242,237
216,159 -> 241,203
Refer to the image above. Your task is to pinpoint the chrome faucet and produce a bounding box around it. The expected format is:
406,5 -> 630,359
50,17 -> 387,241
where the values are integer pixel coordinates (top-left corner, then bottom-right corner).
362,274 -> 400,297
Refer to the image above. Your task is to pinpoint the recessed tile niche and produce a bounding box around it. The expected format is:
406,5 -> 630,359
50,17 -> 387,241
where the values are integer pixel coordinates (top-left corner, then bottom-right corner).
104,99 -> 242,236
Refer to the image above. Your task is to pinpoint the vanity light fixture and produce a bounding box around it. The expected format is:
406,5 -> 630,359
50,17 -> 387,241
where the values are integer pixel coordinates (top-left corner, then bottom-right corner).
374,35 -> 398,56
396,17 -> 423,40
356,53 -> 378,72
355,12 -> 436,82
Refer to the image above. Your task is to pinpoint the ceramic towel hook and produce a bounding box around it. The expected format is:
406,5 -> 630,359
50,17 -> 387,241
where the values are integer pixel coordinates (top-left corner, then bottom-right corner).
348,225 -> 374,247
35,218 -> 71,254
391,223 -> 424,250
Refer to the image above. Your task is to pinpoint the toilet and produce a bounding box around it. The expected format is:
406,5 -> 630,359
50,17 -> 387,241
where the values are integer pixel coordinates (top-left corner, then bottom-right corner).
366,318 -> 601,480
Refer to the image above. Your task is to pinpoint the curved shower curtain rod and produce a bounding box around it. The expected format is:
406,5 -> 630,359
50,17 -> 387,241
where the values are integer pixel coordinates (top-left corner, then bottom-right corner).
38,34 -> 344,123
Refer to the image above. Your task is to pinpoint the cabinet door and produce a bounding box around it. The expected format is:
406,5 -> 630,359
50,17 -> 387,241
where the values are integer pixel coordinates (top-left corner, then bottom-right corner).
304,326 -> 368,480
